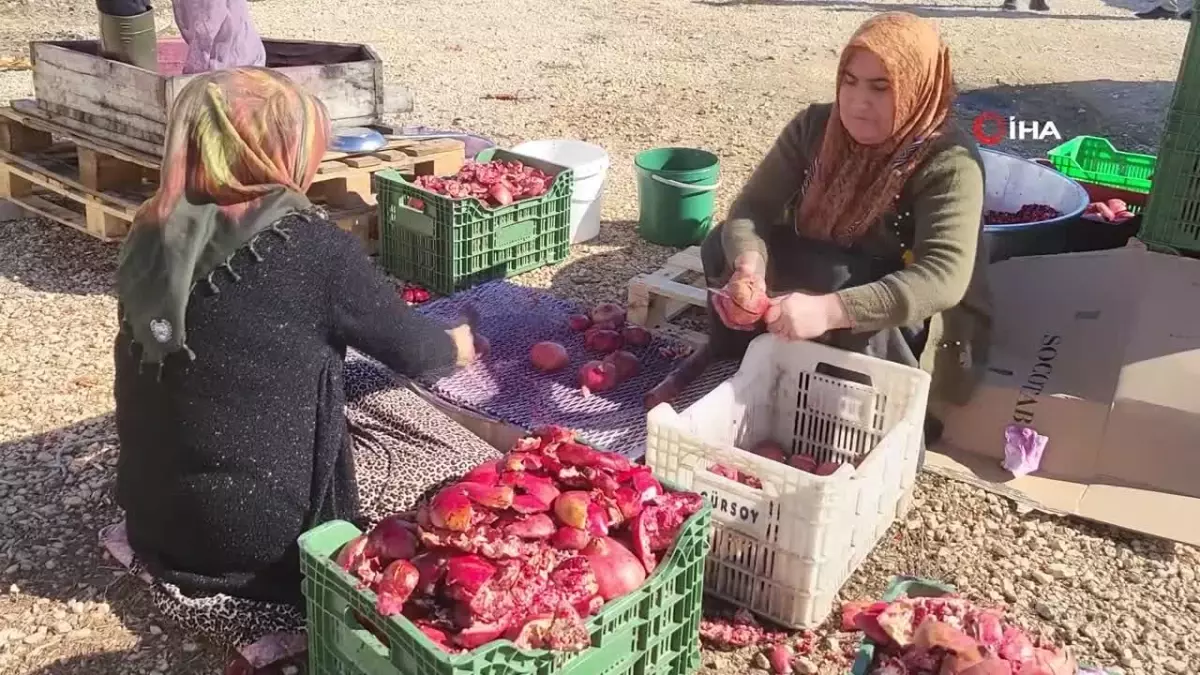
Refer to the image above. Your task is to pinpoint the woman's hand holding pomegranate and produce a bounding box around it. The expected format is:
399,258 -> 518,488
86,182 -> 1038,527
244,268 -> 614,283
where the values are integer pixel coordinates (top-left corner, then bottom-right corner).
764,292 -> 852,341
713,253 -> 770,331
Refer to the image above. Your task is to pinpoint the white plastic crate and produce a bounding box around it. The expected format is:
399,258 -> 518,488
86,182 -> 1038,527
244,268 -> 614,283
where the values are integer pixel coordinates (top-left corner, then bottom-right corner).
645,333 -> 930,628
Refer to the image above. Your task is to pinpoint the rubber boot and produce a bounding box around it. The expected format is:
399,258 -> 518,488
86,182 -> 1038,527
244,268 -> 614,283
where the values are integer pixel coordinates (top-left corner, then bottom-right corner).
99,8 -> 159,71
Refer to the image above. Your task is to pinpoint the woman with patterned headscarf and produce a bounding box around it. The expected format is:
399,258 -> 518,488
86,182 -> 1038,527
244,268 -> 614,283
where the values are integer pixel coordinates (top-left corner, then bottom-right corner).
697,13 -> 991,440
111,68 -> 501,650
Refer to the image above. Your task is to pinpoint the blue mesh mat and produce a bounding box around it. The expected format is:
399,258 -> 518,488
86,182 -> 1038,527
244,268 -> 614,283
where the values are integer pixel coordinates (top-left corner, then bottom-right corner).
411,280 -> 739,458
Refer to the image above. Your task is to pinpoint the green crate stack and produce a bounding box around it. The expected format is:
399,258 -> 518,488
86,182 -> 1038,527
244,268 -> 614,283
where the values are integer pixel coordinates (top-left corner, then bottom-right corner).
374,148 -> 574,296
1139,111 -> 1200,253
1138,12 -> 1200,253
1046,136 -> 1156,194
298,496 -> 711,675
1163,10 -> 1200,116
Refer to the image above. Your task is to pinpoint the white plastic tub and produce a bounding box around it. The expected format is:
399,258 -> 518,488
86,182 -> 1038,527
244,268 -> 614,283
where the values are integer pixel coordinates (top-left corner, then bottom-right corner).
645,333 -> 931,628
512,139 -> 609,244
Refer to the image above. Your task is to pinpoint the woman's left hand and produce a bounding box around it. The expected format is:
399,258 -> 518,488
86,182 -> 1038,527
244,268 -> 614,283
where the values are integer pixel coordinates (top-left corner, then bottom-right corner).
764,292 -> 852,340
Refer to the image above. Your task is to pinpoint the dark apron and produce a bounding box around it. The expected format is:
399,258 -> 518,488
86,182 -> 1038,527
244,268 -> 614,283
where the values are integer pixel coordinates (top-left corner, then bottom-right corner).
700,226 -> 927,365
700,225 -> 932,466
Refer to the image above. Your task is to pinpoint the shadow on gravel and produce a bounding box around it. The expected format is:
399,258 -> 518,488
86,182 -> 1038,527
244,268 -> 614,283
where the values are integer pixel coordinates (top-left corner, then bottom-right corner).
0,218 -> 117,297
952,78 -> 1174,157
1,415 -> 225,674
694,0 -> 1139,20
545,220 -> 678,308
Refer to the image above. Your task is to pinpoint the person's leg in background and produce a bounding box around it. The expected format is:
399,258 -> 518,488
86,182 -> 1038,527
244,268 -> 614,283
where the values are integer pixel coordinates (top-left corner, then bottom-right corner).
1137,0 -> 1191,19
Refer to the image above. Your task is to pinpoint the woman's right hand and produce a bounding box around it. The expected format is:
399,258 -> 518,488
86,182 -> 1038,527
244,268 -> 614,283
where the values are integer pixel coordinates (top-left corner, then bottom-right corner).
713,253 -> 768,330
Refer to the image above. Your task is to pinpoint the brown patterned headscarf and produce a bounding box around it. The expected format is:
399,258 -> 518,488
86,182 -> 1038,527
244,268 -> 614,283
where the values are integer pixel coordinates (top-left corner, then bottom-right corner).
795,12 -> 955,245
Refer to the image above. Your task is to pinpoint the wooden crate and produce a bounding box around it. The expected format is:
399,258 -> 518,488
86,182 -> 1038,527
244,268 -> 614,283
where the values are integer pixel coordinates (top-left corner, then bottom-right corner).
30,38 -> 387,156
0,107 -> 466,250
626,246 -> 710,346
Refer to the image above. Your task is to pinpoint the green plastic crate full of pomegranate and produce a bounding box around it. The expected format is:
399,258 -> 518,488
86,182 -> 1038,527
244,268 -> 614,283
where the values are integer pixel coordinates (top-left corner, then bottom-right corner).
299,425 -> 711,675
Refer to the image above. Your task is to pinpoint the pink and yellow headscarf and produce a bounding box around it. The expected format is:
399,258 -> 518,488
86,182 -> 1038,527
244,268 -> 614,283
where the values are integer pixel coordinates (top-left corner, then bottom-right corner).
117,67 -> 331,366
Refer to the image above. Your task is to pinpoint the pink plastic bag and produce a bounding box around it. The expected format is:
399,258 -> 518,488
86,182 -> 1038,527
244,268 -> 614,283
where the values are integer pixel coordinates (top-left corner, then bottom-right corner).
1002,424 -> 1047,476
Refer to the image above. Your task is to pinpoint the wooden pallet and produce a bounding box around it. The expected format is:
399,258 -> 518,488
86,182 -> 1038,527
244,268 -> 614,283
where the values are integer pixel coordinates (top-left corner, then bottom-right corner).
0,103 -> 466,250
626,246 -> 710,346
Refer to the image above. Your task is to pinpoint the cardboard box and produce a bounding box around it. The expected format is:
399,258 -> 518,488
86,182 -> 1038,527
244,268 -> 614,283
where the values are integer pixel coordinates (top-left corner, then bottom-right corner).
929,244 -> 1200,546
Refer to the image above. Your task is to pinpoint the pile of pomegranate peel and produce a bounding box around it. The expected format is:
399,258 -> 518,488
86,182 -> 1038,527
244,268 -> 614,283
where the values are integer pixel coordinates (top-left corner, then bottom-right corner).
334,426 -> 703,654
843,595 -> 1076,675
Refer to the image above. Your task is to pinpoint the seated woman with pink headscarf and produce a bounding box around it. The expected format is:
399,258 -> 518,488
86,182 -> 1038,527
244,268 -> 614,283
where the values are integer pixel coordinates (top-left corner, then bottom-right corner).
110,68 -> 500,658
693,13 -> 992,444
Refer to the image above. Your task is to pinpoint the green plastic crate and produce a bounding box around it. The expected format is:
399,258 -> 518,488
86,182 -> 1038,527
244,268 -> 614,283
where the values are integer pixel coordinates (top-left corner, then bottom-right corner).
375,148 -> 574,296
1047,136 -> 1156,194
1165,11 -> 1200,116
1139,111 -> 1200,253
298,495 -> 711,675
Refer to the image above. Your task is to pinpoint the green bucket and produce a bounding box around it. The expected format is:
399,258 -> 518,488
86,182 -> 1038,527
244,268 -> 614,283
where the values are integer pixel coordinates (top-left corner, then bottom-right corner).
634,147 -> 721,247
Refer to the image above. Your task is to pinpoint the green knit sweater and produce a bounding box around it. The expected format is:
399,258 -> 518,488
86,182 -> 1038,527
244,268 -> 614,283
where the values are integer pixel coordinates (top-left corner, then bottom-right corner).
721,103 -> 992,404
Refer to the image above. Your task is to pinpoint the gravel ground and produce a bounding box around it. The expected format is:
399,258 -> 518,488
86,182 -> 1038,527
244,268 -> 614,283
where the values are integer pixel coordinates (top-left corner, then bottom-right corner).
1,0 -> 1198,673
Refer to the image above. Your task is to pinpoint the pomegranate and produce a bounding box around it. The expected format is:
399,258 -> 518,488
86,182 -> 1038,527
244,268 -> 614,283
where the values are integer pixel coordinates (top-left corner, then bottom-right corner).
459,483 -> 515,509
553,492 -> 595,530
444,555 -> 496,602
429,489 -> 475,532
620,325 -> 652,346
583,329 -> 623,354
530,341 -> 570,372
551,526 -> 592,550
766,643 -> 794,674
589,303 -> 626,330
814,461 -> 841,476
461,459 -> 501,486
409,550 -> 450,595
557,442 -> 632,473
453,619 -> 508,649
503,452 -> 543,472
501,472 -> 561,505
511,494 -> 553,514
365,516 -> 419,562
709,464 -> 740,481
603,350 -> 639,381
578,360 -> 618,394
750,439 -> 787,462
719,277 -> 770,325
582,536 -> 647,600
567,314 -> 592,331
612,487 -> 643,521
787,454 -> 817,473
375,559 -> 420,616
502,513 -> 557,539
335,535 -> 380,584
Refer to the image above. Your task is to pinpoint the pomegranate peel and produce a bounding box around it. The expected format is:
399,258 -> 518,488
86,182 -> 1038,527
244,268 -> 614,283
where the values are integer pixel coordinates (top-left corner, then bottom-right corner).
501,472 -> 562,505
429,489 -> 475,532
503,513 -> 557,539
461,459 -> 501,486
460,482 -> 515,510
444,555 -> 496,602
553,491 -> 593,530
567,314 -> 592,331
365,516 -> 420,562
620,325 -> 652,347
589,303 -> 627,330
375,559 -> 420,617
551,526 -> 592,550
511,494 -> 552,514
